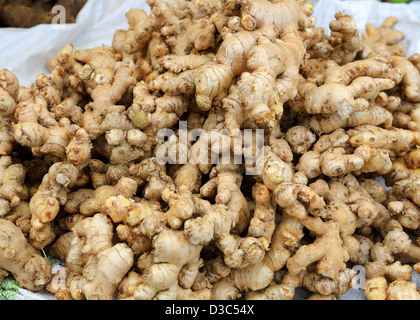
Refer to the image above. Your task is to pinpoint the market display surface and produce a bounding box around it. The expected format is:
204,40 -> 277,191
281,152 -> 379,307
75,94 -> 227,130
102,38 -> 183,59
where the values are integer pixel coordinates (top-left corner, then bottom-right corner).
0,0 -> 420,301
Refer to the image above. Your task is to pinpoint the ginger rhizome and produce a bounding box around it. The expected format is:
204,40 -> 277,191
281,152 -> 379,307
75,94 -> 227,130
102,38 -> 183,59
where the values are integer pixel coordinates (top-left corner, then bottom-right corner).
129,229 -> 211,300
0,156 -> 28,217
0,69 -> 19,156
2,0 -> 420,302
64,214 -> 134,300
29,126 -> 92,249
0,219 -> 52,291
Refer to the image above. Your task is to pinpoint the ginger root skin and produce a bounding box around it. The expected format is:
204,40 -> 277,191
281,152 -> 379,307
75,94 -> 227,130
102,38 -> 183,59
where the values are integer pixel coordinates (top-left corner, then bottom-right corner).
0,219 -> 52,291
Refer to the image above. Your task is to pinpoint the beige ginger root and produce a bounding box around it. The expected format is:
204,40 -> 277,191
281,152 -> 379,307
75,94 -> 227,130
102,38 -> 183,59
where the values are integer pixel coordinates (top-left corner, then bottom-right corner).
348,125 -> 420,157
286,221 -> 350,279
2,201 -> 32,235
64,214 -> 134,300
101,195 -> 166,239
129,229 -> 211,300
205,182 -> 278,295
184,163 -> 254,269
386,280 -> 420,300
0,69 -> 19,155
364,276 -> 388,300
309,104 -> 393,135
294,57 -> 396,119
301,268 -> 356,297
193,0 -> 314,111
12,59 -> 81,161
365,277 -> 420,300
246,183 -> 276,259
245,272 -> 304,300
234,26 -> 307,130
390,55 -> 420,103
4,0 -> 420,303
29,126 -> 92,249
0,219 -> 52,292
209,211 -> 306,298
210,231 -> 290,298
80,57 -> 136,139
0,156 -> 28,217
67,177 -> 139,218
360,17 -> 405,59
328,12 -> 362,65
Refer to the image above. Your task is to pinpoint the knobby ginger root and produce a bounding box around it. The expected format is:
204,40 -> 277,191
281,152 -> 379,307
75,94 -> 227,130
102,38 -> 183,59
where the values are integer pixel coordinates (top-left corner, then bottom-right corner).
246,183 -> 276,260
129,229 -> 211,300
0,69 -> 19,156
301,268 -> 356,296
129,157 -> 177,202
204,182 -> 276,283
390,55 -> 420,103
29,126 -> 92,249
81,59 -> 136,139
248,145 -> 294,190
101,195 -> 166,239
361,17 -> 406,59
365,277 -> 420,300
364,276 -> 388,300
273,182 -> 325,220
286,221 -> 350,279
0,219 -> 52,291
68,176 -> 139,217
328,12 -> 362,65
234,26 -> 307,130
387,190 -> 420,231
348,125 -> 420,157
0,156 -> 28,217
193,0 -> 314,112
294,129 -> 393,180
63,214 -> 134,300
48,232 -> 75,262
386,280 -> 420,300
364,260 -> 412,282
162,186 -> 196,230
12,48 -> 86,160
3,0 -> 420,302
309,104 -> 393,135
210,211 -> 307,298
184,198 -> 251,269
294,57 -> 396,119
285,126 -> 316,155
2,202 -> 32,235
245,272 -> 304,300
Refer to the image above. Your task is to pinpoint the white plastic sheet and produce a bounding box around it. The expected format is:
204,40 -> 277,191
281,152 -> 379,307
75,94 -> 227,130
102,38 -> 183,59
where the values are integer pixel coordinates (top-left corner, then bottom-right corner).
0,0 -> 150,86
0,0 -> 419,300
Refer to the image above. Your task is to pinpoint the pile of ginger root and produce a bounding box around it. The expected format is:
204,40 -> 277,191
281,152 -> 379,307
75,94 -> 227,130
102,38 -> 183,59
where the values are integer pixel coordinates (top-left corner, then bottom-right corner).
1,0 -> 420,301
